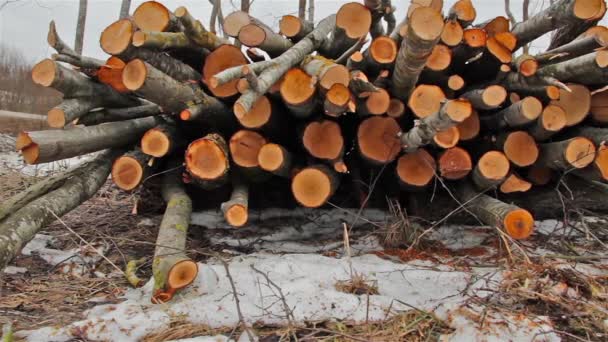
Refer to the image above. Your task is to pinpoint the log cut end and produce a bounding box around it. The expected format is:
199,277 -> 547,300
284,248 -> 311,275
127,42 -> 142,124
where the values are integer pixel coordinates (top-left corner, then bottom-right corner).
591,89 -> 608,124
320,64 -> 350,92
325,83 -> 351,117
457,110 -> 480,141
16,132 -> 39,165
225,204 -> 248,227
441,20 -> 464,47
565,137 -> 596,168
573,0 -> 605,20
133,1 -> 172,32
434,126 -> 460,149
409,6 -> 444,41
426,44 -> 452,71
594,145 -> 608,180
167,259 -> 198,289
503,209 -> 534,240
100,19 -> 135,55
357,116 -> 401,164
518,58 -> 538,77
370,36 -> 398,65
365,88 -> 391,115
447,75 -> 465,91
303,120 -> 344,161
451,0 -> 476,24
223,11 -> 250,37
47,108 -> 68,128
238,24 -> 266,47
551,84 -> 591,126
500,174 -> 532,194
477,151 -> 510,182
123,59 -> 148,91
387,98 -> 406,118
238,95 -> 272,129
336,2 -> 372,39
504,131 -> 539,167
291,167 -> 336,208
31,59 -> 56,87
486,37 -> 512,64
520,97 -> 543,121
446,99 -> 473,122
280,68 -> 316,106
463,28 -> 487,48
482,85 -> 507,108
112,155 -> 145,191
546,86 -> 560,100
229,130 -> 267,168
204,45 -> 248,98
258,143 -> 286,173
540,105 -> 567,133
397,149 -> 436,188
279,15 -> 303,37
141,128 -> 171,158
408,85 -> 446,118
185,136 -> 229,181
439,146 -> 472,180
97,57 -> 128,93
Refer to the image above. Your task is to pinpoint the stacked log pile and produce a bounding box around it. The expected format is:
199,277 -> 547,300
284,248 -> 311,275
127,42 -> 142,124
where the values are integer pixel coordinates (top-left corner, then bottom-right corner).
3,0 -> 608,301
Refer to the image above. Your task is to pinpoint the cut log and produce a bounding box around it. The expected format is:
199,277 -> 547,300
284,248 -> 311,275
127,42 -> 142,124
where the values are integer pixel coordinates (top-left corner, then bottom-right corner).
407,84 -> 446,118
221,175 -> 249,227
528,104 -> 567,141
480,96 -> 542,131
0,149 -> 121,270
433,126 -> 460,149
77,104 -> 161,126
203,45 -> 248,99
302,120 -> 347,173
514,54 -> 538,77
223,11 -> 270,37
448,0 -> 476,27
364,36 -> 399,74
461,85 -> 507,111
141,121 -> 180,158
535,137 -> 596,171
300,55 -> 350,93
457,182 -> 534,240
527,166 -> 554,185
450,28 -> 488,68
258,143 -> 293,177
500,73 -> 562,102
511,0 -> 604,50
391,7 -> 444,100
111,148 -> 153,191
123,59 -> 230,118
174,6 -> 231,50
152,160 -> 197,304
280,68 -> 318,118
537,50 -> 608,85
396,149 -> 436,189
357,88 -> 391,116
47,21 -> 104,75
133,1 -> 183,32
536,32 -> 608,65
457,109 -> 480,141
235,95 -> 283,133
590,89 -> 608,124
441,19 -> 464,47
346,51 -> 365,70
131,31 -> 206,56
574,144 -> 608,182
16,116 -> 165,164
567,126 -> 608,146
438,146 -> 473,180
357,116 -> 401,164
324,83 -> 351,117
500,173 -> 532,194
184,133 -> 230,189
425,44 -> 452,72
238,23 -> 294,58
318,2 -> 372,59
280,15 -> 314,42
399,99 -> 472,152
387,98 -> 405,118
229,130 -> 269,180
233,14 -> 337,116
97,56 -> 129,93
31,59 -> 138,127
546,2 -> 605,51
291,165 -> 340,208
472,151 -> 510,189
549,84 -> 591,127
498,131 -> 539,167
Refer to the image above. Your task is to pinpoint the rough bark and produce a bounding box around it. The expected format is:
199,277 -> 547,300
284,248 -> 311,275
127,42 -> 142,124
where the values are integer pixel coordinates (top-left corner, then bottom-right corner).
299,0 -> 307,20
535,137 -> 597,171
536,35 -> 607,64
536,51 -> 608,85
0,149 -> 121,270
238,23 -> 294,58
174,6 -> 230,51
77,104 -> 161,126
16,116 -> 165,164
119,0 -> 131,19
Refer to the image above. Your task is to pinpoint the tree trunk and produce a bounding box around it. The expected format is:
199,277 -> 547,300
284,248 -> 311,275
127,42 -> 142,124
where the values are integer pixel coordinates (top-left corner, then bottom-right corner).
152,160 -> 197,304
0,149 -> 121,270
119,0 -> 131,19
15,116 -> 165,164
279,15 -> 314,43
391,7 -> 444,101
74,0 -> 88,55
299,0 -> 307,20
536,34 -> 607,65
308,0 -> 315,22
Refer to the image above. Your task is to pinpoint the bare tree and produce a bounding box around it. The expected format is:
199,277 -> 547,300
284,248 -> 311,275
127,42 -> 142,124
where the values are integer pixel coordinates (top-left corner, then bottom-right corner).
74,0 -> 87,55
308,0 -> 314,22
522,0 -> 530,53
299,0 -> 306,20
119,0 -> 131,19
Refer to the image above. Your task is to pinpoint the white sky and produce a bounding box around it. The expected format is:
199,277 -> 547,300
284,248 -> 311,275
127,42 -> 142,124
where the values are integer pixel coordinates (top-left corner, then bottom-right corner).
0,0 -> 605,62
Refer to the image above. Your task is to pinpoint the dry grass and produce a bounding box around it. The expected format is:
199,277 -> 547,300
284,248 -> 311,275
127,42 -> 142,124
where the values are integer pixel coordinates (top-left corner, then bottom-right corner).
335,272 -> 379,296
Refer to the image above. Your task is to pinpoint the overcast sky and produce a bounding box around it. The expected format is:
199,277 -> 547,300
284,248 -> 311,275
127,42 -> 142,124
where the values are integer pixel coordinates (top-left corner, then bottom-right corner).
0,0 -> 603,62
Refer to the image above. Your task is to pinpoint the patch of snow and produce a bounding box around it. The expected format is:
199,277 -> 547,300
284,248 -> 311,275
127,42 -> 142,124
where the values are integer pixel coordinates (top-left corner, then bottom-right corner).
169,337 -> 231,342
0,148 -> 95,177
431,225 -> 493,250
2,266 -> 27,274
20,253 -> 495,342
